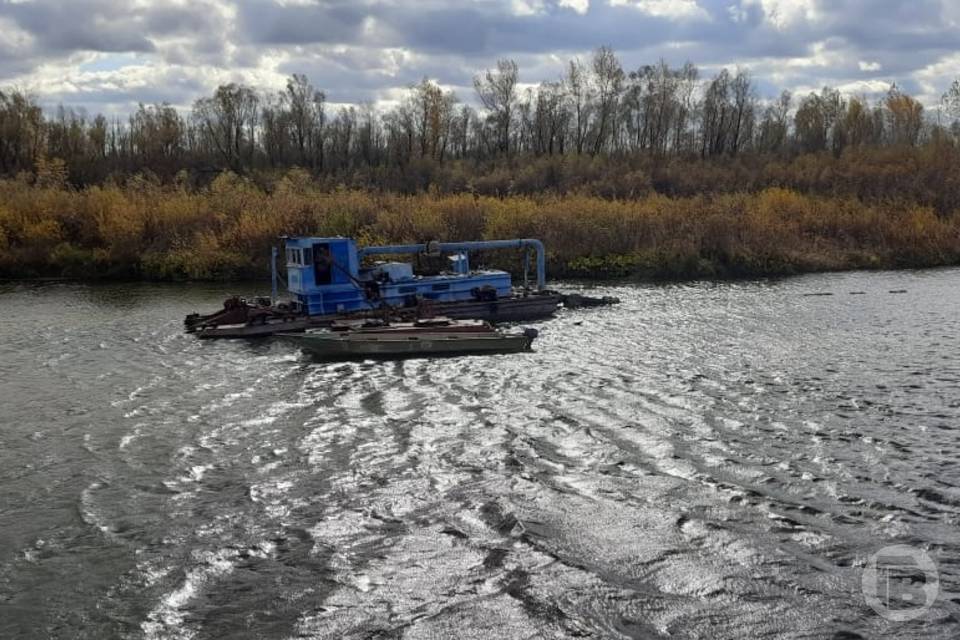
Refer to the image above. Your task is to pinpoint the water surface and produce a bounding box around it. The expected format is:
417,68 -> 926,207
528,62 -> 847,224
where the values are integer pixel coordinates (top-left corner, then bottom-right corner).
1,271 -> 959,639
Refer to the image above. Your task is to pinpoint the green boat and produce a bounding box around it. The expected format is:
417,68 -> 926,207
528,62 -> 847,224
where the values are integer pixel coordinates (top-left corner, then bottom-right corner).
280,320 -> 537,360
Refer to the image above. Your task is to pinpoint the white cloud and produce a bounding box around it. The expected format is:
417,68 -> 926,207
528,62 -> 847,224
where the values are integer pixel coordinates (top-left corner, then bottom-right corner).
742,0 -> 820,29
0,15 -> 33,50
558,0 -> 590,14
511,0 -> 546,16
914,51 -> 960,106
511,0 -> 588,15
835,79 -> 891,96
941,0 -> 960,27
0,0 -> 957,114
609,0 -> 709,20
774,40 -> 839,70
727,3 -> 749,23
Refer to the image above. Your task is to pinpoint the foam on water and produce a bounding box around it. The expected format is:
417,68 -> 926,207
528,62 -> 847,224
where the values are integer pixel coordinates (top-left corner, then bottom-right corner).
141,549 -> 237,640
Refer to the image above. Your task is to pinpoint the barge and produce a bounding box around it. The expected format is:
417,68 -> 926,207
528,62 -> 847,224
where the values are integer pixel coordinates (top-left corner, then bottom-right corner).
185,236 -> 616,338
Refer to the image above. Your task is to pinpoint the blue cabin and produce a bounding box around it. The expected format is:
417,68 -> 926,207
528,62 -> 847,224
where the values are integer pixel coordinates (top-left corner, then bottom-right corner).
283,237 -> 545,316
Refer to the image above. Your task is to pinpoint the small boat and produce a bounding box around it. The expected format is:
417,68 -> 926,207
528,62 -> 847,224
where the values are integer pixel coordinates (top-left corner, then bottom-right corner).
280,318 -> 538,360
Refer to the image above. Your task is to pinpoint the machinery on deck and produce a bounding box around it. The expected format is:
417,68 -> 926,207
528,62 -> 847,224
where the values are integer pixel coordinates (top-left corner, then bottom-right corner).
283,237 -> 545,316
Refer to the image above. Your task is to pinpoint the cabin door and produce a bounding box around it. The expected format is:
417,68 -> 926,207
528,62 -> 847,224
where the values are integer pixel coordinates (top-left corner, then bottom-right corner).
313,243 -> 333,285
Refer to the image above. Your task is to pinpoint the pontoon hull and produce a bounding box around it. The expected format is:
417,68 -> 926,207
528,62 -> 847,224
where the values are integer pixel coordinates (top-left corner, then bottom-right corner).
194,293 -> 562,339
284,332 -> 535,360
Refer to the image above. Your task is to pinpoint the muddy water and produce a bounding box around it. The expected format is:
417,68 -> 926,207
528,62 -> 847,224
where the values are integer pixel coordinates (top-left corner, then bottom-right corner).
1,270 -> 959,639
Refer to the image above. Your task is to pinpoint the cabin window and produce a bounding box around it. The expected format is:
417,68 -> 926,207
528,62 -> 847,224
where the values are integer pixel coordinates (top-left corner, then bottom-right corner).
431,283 -> 450,291
302,247 -> 313,265
398,286 -> 416,294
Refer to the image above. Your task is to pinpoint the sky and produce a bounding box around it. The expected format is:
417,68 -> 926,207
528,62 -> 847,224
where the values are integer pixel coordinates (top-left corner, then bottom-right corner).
0,0 -> 958,117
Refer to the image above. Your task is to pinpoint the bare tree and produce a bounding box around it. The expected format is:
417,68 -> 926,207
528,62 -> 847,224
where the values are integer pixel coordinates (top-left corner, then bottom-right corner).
260,95 -> 290,167
591,46 -> 624,155
757,90 -> 791,153
193,83 -> 259,171
673,63 -> 698,152
701,69 -> 733,156
283,74 -> 325,168
474,59 -> 519,155
942,79 -> 960,122
729,69 -> 756,155
794,87 -> 844,154
129,103 -> 183,168
531,81 -> 568,155
565,59 -> 591,155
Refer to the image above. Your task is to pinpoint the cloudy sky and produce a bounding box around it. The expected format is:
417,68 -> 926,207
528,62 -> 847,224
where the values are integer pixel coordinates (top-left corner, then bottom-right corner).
0,0 -> 958,116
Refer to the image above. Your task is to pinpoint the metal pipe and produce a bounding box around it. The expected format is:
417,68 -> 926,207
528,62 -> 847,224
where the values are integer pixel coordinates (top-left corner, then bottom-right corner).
358,239 -> 547,290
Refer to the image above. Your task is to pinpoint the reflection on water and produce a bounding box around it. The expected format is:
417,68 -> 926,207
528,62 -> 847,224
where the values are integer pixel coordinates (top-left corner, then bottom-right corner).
1,271 -> 959,639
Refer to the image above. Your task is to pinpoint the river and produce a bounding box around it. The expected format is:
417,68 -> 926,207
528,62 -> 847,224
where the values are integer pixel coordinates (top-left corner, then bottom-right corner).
1,270 -> 958,639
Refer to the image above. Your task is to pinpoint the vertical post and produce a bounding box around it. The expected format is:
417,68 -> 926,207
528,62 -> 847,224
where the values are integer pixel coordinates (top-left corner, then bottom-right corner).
523,247 -> 530,292
271,246 -> 279,305
535,241 -> 545,291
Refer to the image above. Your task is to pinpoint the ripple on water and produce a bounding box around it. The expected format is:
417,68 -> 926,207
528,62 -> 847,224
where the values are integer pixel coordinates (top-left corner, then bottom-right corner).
4,277 -> 960,638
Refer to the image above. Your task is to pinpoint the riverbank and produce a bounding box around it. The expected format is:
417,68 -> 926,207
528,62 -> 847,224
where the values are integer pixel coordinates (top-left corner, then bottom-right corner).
1,174 -> 958,281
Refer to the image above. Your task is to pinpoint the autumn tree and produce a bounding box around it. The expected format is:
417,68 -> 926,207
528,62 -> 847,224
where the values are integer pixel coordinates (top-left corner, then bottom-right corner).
885,85 -> 924,146
129,103 -> 183,170
794,88 -> 844,154
0,89 -> 44,175
409,78 -> 457,161
840,96 -> 877,148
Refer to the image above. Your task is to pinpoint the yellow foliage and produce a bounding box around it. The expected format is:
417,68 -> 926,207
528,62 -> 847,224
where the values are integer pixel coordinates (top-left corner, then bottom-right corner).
23,218 -> 64,246
85,187 -> 145,258
34,156 -> 69,190
0,177 -> 959,280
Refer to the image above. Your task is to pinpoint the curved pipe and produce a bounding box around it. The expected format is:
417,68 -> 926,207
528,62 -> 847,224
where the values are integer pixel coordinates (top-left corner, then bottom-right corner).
358,239 -> 546,291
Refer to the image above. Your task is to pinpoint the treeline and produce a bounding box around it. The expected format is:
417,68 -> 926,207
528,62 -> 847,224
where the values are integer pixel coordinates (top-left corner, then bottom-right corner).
3,47 -> 960,282
2,47 -> 960,198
